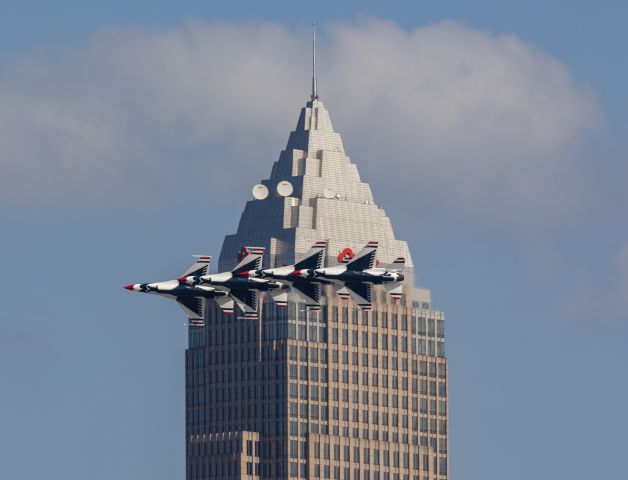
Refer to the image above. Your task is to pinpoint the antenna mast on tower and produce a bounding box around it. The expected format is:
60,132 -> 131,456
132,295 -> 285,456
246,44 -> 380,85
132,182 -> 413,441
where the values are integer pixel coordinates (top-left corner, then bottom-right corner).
311,22 -> 319,101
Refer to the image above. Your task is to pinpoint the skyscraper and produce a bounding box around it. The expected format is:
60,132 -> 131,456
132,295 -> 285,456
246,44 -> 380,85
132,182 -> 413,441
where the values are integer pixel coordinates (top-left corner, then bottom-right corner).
185,35 -> 448,480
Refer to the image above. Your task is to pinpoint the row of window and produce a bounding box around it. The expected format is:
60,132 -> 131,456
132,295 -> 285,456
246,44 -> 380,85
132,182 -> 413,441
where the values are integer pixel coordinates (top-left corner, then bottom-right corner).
291,460 -> 448,479
283,304 -> 442,336
289,395 -> 447,415
288,404 -> 447,433
187,372 -> 447,406
289,347 -> 446,377
311,445 -> 439,470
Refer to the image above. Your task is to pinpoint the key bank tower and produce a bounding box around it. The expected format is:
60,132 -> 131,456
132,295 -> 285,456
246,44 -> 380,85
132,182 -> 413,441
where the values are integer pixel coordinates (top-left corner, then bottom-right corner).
185,29 -> 448,480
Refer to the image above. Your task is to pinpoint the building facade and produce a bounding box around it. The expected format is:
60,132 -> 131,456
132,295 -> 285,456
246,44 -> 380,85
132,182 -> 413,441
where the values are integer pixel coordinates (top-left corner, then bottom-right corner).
185,98 -> 448,480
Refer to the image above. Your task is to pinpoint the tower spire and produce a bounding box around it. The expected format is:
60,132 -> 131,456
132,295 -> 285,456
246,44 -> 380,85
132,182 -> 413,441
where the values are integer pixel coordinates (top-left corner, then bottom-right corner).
311,22 -> 318,101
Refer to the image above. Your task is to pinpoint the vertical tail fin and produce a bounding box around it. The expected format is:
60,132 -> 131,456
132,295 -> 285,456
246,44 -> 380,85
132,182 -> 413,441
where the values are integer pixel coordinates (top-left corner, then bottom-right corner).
294,241 -> 327,270
392,257 -> 405,269
232,247 -> 264,274
346,241 -> 378,271
180,255 -> 212,278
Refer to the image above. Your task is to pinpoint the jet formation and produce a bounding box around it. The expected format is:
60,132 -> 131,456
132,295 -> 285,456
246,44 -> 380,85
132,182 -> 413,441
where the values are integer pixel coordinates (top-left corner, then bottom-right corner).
124,241 -> 405,326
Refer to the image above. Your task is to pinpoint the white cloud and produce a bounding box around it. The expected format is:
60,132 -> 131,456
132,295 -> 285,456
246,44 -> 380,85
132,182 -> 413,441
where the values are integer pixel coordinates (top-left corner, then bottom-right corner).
0,19 -> 601,221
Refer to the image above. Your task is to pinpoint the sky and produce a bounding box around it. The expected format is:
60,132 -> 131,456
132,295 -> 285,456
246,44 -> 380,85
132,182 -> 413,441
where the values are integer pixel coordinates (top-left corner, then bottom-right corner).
1,1 -> 627,479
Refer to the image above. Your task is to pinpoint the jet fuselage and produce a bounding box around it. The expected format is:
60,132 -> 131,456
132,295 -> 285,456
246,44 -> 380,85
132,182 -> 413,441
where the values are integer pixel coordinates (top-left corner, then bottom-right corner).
191,275 -> 288,292
314,268 -> 404,284
126,281 -> 227,299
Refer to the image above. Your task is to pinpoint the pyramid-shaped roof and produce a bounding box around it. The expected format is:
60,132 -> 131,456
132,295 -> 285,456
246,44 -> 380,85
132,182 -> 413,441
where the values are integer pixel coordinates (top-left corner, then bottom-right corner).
218,98 -> 413,272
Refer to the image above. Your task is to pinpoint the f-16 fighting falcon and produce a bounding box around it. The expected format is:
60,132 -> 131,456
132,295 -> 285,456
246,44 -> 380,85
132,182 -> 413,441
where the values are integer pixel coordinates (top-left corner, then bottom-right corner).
239,241 -> 328,311
178,247 -> 289,315
313,241 -> 406,310
123,256 -> 226,326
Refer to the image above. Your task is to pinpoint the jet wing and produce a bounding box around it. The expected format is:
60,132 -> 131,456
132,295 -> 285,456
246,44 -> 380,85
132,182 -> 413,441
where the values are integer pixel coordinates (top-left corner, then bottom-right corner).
344,282 -> 373,310
176,297 -> 206,326
229,289 -> 259,319
292,282 -> 321,310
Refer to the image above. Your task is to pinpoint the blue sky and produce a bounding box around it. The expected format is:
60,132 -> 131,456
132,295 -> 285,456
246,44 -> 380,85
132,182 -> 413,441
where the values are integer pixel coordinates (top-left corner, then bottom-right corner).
1,1 -> 627,479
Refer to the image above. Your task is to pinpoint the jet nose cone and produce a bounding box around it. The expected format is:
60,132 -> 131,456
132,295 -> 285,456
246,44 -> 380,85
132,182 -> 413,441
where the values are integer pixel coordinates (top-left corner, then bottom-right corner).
398,273 -> 405,282
123,284 -> 135,291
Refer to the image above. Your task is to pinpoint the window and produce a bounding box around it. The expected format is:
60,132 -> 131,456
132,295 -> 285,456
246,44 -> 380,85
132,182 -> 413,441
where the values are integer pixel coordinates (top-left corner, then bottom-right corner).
290,440 -> 298,458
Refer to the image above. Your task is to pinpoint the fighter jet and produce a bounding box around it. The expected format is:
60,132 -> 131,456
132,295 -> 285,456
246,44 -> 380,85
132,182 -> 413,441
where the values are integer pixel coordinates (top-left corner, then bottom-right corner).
239,240 -> 328,311
123,256 -> 226,326
312,241 -> 406,310
178,247 -> 289,314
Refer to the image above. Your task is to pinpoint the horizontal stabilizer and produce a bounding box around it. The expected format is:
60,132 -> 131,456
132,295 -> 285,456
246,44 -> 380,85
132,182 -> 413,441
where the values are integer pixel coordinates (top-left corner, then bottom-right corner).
334,285 -> 351,300
385,283 -> 403,301
215,296 -> 235,315
270,290 -> 288,308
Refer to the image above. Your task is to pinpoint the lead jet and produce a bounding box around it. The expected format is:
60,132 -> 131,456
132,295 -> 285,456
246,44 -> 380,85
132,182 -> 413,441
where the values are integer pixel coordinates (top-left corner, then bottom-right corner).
312,241 -> 406,310
178,247 -> 289,315
123,255 -> 226,326
239,240 -> 328,311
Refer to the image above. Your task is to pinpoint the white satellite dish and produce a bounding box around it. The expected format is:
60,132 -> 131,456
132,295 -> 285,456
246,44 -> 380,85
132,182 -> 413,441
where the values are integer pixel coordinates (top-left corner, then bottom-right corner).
323,188 -> 335,199
252,184 -> 269,200
276,181 -> 294,197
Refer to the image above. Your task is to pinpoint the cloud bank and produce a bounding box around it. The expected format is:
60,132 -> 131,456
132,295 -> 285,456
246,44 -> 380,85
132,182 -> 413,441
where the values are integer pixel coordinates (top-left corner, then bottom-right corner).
0,20 -> 601,220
